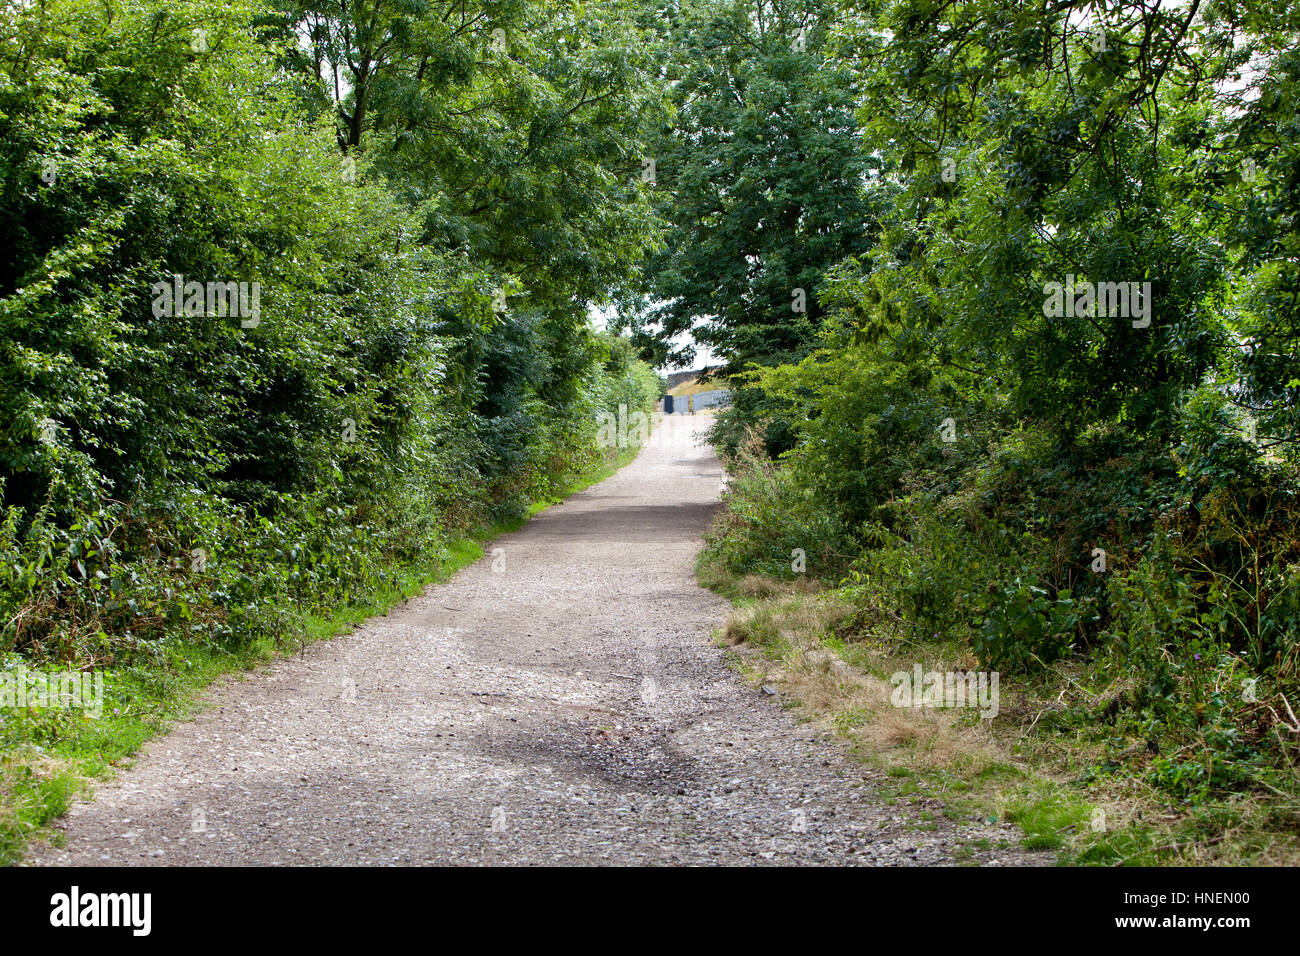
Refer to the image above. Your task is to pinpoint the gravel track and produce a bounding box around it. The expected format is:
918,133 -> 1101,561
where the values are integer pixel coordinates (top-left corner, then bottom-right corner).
29,414 -> 1034,866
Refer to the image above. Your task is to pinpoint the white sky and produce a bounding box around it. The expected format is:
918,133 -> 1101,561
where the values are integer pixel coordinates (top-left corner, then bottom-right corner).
588,302 -> 719,373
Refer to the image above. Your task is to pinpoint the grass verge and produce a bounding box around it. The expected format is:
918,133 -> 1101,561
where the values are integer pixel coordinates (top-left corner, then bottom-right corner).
697,555 -> 1300,865
0,442 -> 644,865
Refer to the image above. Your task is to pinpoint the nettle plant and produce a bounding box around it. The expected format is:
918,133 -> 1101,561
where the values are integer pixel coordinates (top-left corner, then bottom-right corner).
976,578 -> 1085,674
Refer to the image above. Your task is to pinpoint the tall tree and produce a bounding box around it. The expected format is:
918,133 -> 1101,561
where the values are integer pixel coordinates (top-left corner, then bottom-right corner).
640,0 -> 879,376
271,0 -> 668,315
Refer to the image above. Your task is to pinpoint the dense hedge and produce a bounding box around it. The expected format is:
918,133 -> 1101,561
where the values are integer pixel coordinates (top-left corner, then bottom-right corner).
0,0 -> 663,667
681,0 -> 1300,806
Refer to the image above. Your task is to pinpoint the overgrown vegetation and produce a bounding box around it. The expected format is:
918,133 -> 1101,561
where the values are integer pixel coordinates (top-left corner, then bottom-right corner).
0,0 -> 662,860
659,0 -> 1300,862
7,0 -> 1300,868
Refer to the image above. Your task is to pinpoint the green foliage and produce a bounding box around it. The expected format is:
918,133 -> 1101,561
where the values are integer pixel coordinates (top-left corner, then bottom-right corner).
977,580 -> 1081,674
0,0 -> 664,666
703,430 -> 846,579
624,0 -> 879,455
692,0 -> 1300,820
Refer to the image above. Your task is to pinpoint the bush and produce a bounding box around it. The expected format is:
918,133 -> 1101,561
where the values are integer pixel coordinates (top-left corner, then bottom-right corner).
976,579 -> 1084,673
703,430 -> 848,580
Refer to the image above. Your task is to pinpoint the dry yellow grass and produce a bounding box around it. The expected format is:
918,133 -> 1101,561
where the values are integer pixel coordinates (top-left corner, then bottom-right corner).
714,572 -> 1300,864
721,580 -> 1005,774
667,373 -> 727,398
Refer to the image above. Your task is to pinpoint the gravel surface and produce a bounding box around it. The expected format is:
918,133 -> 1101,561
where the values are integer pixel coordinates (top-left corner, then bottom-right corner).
28,414 -> 1038,866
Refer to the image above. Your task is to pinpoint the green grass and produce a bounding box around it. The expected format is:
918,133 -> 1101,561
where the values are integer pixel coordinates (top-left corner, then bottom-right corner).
697,559 -> 1300,865
1003,790 -> 1093,851
0,441 -> 645,865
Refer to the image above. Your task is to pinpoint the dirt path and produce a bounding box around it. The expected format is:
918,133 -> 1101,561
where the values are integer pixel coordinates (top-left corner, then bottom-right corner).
29,415 -> 1029,866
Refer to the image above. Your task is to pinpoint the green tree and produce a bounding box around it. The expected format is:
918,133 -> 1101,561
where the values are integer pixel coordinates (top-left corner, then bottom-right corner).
636,0 -> 878,450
